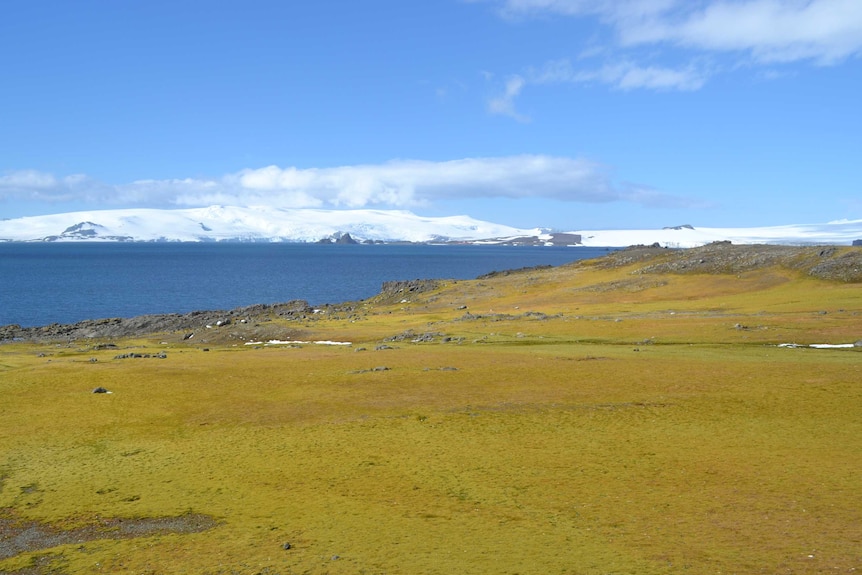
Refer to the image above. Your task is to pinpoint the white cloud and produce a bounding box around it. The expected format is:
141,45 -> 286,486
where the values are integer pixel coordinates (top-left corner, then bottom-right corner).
531,58 -> 707,90
492,0 -> 862,64
488,75 -> 531,121
487,57 -> 704,119
0,170 -> 59,190
0,170 -> 110,203
0,157 -> 700,213
482,1 -> 862,120
633,0 -> 862,64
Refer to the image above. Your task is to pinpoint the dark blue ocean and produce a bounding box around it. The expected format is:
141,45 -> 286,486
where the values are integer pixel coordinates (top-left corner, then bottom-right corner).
0,243 -> 615,327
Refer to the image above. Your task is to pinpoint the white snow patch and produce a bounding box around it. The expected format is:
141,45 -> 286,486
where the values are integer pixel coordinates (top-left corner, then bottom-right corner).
574,219 -> 862,248
778,343 -> 857,349
243,339 -> 351,346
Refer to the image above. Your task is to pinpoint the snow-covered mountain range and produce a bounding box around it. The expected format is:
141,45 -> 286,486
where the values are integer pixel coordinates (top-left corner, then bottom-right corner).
0,206 -> 538,244
1,206 -> 860,247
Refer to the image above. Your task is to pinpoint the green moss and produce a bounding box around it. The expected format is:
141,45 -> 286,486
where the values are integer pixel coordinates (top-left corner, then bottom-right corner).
1,253 -> 860,574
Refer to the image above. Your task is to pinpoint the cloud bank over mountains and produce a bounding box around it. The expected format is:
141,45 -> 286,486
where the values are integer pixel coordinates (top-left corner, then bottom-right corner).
0,156 -> 699,213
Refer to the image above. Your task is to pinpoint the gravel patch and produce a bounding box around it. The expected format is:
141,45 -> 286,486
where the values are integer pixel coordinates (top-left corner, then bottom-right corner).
0,509 -> 218,561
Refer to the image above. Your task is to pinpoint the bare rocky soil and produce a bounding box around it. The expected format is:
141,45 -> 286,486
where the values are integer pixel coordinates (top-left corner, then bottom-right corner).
0,510 -> 218,562
589,242 -> 862,282
0,510 -> 218,574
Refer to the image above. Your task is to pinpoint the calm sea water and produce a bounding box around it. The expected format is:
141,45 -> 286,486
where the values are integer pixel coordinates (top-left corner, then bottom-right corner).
0,243 -> 615,327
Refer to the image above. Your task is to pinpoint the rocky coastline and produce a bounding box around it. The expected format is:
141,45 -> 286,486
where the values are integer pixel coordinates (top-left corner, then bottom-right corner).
0,279 -> 443,344
3,243 -> 860,344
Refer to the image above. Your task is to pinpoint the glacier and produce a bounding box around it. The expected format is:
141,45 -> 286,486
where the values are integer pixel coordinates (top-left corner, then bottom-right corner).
0,206 -> 860,247
0,206 -> 544,243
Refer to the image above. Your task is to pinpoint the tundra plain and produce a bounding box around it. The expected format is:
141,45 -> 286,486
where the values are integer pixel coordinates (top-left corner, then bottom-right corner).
1,243 -> 860,575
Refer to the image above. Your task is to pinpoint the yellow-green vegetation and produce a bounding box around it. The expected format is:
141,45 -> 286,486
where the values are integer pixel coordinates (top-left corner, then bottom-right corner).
1,245 -> 860,574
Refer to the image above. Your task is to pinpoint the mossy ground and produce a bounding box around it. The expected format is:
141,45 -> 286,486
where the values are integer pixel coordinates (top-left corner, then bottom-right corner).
1,252 -> 860,574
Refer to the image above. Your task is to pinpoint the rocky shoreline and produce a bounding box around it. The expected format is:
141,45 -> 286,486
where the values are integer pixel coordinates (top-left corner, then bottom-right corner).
3,243 -> 859,344
0,300 -> 314,344
0,279 -> 443,344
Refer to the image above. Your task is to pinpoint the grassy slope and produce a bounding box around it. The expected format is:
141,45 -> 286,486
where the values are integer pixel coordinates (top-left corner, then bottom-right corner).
1,248 -> 860,574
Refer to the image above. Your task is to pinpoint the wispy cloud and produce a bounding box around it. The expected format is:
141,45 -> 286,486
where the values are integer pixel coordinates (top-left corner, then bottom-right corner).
491,0 -> 862,64
487,58 -> 705,119
532,58 -> 707,90
487,75 -> 531,121
482,0 -> 862,118
616,0 -> 862,64
0,157 -> 700,213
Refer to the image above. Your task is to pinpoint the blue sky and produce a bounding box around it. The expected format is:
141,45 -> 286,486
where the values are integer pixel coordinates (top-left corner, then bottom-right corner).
1,0 -> 860,230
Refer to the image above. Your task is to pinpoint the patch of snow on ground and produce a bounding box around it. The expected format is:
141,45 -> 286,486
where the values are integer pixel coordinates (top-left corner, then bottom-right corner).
243,340 -> 351,346
778,343 -> 857,349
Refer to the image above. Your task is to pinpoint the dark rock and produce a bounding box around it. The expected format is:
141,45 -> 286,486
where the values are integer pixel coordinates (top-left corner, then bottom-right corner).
282,542 -> 292,550
376,279 -> 441,303
92,387 -> 109,394
335,233 -> 358,244
384,330 -> 444,343
1,300 -> 312,343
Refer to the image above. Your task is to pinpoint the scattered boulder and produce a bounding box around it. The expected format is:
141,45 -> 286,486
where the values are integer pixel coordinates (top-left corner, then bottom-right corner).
374,279 -> 441,304
92,387 -> 109,394
349,366 -> 391,374
384,329 -> 444,343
